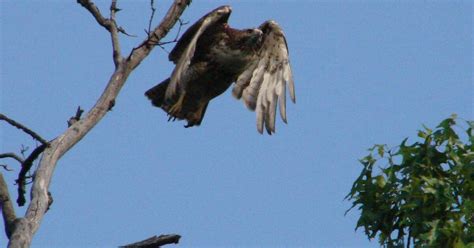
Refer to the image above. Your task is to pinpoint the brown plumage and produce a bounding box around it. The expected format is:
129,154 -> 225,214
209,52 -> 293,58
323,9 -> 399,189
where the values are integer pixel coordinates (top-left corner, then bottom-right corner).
145,5 -> 295,134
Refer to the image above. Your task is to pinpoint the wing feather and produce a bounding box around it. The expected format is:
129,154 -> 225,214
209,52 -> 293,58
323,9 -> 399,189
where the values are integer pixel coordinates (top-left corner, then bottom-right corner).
255,82 -> 265,134
267,90 -> 278,134
242,56 -> 268,110
277,68 -> 287,123
233,20 -> 295,134
283,60 -> 296,103
232,61 -> 257,99
165,6 -> 232,101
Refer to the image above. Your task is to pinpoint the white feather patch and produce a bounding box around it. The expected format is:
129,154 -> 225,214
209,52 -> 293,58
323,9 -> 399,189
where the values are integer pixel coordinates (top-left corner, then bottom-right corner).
236,20 -> 295,134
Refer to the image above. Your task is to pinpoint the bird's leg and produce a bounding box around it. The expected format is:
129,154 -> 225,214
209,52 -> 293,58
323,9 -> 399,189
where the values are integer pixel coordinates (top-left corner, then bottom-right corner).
183,101 -> 208,128
167,93 -> 185,117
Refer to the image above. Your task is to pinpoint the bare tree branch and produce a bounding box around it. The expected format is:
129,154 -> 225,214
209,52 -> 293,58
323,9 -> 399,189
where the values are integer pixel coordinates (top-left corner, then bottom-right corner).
16,143 -> 48,207
76,0 -> 110,30
121,234 -> 181,248
76,0 -> 123,66
128,0 -> 191,70
7,1 -> 191,246
0,153 -> 25,165
0,114 -> 48,146
0,173 -> 16,239
109,0 -> 122,66
19,145 -> 28,159
0,165 -> 13,172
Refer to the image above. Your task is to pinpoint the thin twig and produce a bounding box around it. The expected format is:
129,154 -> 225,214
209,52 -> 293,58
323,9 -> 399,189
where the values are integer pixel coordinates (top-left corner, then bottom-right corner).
130,0 -> 190,60
153,18 -> 188,54
20,144 -> 29,158
174,18 -> 188,40
147,0 -> 156,37
0,165 -> 13,171
0,173 -> 16,238
117,26 -> 136,37
159,18 -> 187,45
0,114 -> 48,145
0,153 -> 25,164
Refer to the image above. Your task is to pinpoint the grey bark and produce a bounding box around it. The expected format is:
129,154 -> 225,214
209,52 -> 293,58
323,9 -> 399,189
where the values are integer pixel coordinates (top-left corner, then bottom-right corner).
5,0 -> 191,247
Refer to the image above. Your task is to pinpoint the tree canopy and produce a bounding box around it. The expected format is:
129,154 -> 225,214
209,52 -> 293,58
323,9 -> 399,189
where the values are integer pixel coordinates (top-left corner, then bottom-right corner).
347,115 -> 474,247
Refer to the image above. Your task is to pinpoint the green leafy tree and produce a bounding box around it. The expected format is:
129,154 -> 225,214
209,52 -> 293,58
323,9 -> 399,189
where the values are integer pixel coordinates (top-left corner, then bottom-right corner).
346,115 -> 474,247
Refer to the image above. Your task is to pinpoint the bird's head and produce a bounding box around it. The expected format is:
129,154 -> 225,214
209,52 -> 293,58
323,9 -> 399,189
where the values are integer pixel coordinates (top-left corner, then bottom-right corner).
240,28 -> 263,48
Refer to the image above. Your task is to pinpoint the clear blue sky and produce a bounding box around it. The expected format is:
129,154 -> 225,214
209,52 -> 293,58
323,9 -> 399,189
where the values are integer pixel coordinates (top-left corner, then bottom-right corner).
1,1 -> 472,247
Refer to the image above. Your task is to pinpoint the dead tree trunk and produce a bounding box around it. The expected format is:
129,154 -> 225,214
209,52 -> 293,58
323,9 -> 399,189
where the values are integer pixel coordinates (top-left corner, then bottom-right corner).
0,1 -> 191,247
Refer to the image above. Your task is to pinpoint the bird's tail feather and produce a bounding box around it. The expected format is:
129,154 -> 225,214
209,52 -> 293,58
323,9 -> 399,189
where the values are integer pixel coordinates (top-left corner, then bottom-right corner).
145,78 -> 170,107
145,78 -> 209,128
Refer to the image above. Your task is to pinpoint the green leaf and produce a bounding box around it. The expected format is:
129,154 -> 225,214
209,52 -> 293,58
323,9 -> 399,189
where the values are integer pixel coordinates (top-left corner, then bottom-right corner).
437,117 -> 455,129
376,175 -> 386,188
421,220 -> 440,244
347,115 -> 474,247
377,145 -> 385,158
464,242 -> 474,248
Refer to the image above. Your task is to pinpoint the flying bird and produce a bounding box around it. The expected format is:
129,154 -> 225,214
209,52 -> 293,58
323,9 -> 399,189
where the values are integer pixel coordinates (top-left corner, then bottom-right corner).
145,5 -> 295,134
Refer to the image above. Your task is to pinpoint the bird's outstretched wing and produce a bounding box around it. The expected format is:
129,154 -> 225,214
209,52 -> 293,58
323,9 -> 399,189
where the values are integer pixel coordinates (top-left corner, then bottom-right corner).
232,20 -> 295,134
165,5 -> 232,100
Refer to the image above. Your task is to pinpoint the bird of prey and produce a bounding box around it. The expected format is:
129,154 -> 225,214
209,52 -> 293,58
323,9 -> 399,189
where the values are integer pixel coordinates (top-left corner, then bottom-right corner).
145,5 -> 295,134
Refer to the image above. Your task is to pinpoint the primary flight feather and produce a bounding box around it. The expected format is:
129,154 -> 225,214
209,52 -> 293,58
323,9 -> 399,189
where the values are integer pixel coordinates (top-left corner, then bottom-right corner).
145,5 -> 295,134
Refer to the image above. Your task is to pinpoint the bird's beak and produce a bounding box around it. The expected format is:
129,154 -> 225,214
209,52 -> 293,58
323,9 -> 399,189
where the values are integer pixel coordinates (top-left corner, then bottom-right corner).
253,29 -> 263,44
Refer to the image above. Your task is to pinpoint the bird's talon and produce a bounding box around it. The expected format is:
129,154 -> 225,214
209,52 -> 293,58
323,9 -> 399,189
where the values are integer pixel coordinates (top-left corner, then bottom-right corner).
167,94 -> 185,118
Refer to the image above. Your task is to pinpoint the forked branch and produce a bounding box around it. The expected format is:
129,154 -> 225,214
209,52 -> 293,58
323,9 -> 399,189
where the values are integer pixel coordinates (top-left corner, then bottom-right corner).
76,0 -> 123,66
128,0 -> 191,70
16,143 -> 48,207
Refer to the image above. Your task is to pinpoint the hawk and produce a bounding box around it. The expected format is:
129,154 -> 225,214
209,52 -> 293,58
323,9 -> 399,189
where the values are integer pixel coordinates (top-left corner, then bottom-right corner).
145,5 -> 295,134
